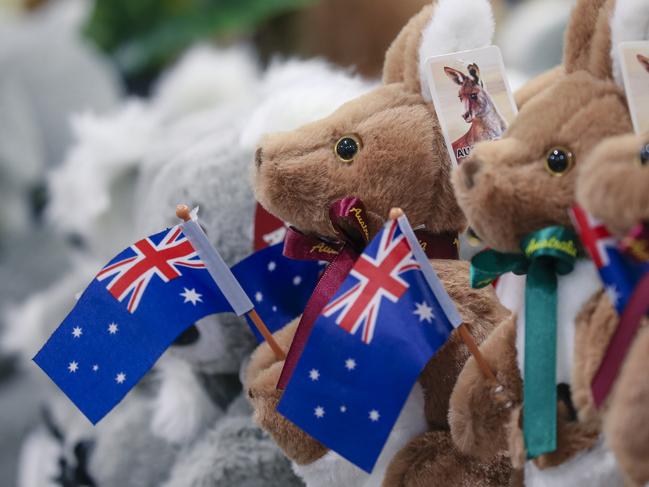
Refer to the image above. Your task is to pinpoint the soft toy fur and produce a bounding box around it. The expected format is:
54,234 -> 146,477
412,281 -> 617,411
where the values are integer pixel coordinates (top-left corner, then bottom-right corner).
245,1 -> 517,486
449,0 -> 643,485
577,131 -> 649,487
577,19 -> 649,480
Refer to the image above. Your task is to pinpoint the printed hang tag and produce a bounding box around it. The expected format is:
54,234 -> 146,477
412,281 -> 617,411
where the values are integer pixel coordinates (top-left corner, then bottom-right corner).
618,41 -> 649,135
424,45 -> 518,165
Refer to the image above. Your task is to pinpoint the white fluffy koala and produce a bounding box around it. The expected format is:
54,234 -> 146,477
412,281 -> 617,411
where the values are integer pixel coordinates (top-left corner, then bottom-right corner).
11,42 -> 376,486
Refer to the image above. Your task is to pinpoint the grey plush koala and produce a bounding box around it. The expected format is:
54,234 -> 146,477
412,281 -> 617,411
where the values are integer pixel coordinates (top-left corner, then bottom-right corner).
13,43 -> 375,486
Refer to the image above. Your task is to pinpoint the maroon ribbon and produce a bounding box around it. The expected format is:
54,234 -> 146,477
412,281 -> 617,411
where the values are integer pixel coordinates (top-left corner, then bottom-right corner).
592,222 -> 649,408
277,197 -> 459,389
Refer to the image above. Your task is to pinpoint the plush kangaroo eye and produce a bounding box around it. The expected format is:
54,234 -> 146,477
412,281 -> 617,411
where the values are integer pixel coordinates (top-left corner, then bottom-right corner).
639,143 -> 649,166
470,94 -> 478,101
545,147 -> 574,176
335,136 -> 361,163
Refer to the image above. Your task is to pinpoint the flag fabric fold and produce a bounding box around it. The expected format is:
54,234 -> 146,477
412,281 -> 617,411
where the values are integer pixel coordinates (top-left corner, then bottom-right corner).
277,216 -> 459,472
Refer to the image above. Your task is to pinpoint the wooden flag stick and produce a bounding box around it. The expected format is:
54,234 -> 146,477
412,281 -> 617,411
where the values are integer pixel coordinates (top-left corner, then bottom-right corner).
458,323 -> 497,382
388,207 -> 496,382
176,204 -> 286,361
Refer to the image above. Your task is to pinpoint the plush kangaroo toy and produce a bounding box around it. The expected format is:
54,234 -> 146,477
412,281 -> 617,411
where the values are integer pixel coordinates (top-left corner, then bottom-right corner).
575,3 -> 649,486
577,131 -> 649,487
245,1 -> 518,486
449,0 -> 641,485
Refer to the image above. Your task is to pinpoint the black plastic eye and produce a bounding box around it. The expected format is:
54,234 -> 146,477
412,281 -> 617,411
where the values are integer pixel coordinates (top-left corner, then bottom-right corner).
545,147 -> 574,176
639,143 -> 649,166
173,324 -> 200,346
470,94 -> 478,101
335,136 -> 361,163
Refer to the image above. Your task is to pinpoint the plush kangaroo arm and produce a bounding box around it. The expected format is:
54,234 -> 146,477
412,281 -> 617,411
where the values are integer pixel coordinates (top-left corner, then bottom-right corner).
420,260 -> 511,429
449,315 -> 522,460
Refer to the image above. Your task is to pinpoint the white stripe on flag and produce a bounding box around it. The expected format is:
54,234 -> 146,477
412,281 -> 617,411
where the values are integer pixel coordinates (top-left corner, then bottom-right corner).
181,220 -> 253,316
397,215 -> 462,328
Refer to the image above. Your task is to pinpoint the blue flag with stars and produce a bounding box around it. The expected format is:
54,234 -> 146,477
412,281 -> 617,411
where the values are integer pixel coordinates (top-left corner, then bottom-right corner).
277,216 -> 461,472
34,223 -> 321,424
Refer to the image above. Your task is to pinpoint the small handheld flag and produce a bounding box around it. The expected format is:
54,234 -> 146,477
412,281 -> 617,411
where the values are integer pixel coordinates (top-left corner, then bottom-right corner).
277,211 -> 463,472
571,206 -> 649,406
34,205 -> 287,423
570,206 -> 636,313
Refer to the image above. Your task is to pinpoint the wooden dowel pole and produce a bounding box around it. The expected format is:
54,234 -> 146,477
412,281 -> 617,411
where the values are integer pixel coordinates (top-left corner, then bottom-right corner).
248,309 -> 286,361
458,323 -> 497,382
176,204 -> 286,361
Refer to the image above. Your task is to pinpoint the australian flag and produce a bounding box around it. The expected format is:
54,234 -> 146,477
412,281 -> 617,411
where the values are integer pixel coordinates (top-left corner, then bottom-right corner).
571,206 -> 639,313
277,216 -> 461,472
34,219 -> 320,424
237,242 -> 323,341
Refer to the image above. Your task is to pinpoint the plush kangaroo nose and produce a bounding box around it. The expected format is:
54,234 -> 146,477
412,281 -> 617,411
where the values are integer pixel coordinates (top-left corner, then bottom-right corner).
461,158 -> 482,189
255,147 -> 263,168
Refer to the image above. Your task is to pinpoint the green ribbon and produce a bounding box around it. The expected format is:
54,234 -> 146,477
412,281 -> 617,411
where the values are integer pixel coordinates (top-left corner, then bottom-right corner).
470,226 -> 579,459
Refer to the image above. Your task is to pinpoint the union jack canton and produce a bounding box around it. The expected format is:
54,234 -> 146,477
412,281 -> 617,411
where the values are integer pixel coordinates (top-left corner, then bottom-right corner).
278,216 -> 459,473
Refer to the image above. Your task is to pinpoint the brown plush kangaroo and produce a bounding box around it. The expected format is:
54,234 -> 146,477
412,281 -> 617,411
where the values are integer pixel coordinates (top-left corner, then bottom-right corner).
449,0 -> 642,485
245,1 -> 519,486
577,132 -> 649,487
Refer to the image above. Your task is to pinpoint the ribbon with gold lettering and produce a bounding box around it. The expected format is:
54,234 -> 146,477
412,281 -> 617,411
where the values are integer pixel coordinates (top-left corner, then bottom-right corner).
592,222 -> 649,407
470,226 -> 579,458
277,197 -> 459,389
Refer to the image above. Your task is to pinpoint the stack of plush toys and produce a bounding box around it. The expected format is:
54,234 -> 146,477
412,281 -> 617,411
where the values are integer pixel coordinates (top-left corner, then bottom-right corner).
246,0 -> 649,486
7,0 -> 649,486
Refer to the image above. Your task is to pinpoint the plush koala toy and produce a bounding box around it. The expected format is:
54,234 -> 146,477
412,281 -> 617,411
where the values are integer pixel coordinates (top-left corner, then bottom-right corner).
245,1 -> 518,486
140,57 -> 379,487
448,0 -> 646,486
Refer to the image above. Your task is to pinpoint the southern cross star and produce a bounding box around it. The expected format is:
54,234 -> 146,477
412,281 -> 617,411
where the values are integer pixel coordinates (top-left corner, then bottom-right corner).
180,287 -> 203,305
413,301 -> 435,323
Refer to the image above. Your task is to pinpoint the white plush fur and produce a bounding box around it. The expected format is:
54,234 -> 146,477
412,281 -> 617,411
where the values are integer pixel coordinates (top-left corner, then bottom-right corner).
153,44 -> 259,121
503,261 -> 624,485
151,356 -> 223,445
16,429 -> 60,487
610,0 -> 649,87
514,260 -> 601,385
239,58 -> 376,151
418,0 -> 495,101
524,436 -> 624,487
2,258 -> 100,364
292,384 -> 428,487
46,101 -> 155,248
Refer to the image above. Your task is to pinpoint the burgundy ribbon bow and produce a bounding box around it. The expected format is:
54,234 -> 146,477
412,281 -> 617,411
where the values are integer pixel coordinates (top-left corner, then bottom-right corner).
277,197 -> 459,389
592,222 -> 649,407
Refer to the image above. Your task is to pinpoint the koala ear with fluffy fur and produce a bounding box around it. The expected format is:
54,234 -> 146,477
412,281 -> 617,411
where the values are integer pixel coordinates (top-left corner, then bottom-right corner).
383,0 -> 495,101
610,0 -> 649,86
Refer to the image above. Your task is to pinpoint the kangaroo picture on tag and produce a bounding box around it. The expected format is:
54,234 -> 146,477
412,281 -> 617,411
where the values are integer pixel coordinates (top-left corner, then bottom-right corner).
619,41 -> 649,134
424,46 -> 517,165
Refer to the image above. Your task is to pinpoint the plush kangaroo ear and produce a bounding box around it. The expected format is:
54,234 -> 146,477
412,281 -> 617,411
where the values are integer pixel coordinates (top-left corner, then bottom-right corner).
639,54 -> 649,73
444,67 -> 466,86
563,0 -> 610,75
383,0 -> 494,100
610,0 -> 649,86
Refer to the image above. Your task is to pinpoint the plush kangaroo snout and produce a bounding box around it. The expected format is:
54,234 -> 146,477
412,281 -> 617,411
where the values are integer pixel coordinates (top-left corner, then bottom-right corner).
453,71 -> 631,253
577,132 -> 649,235
253,85 -> 464,240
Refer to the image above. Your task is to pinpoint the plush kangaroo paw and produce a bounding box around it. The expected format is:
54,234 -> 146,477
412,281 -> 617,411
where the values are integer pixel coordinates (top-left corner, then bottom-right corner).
383,430 -> 512,487
245,319 -> 328,464
449,317 -> 522,459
